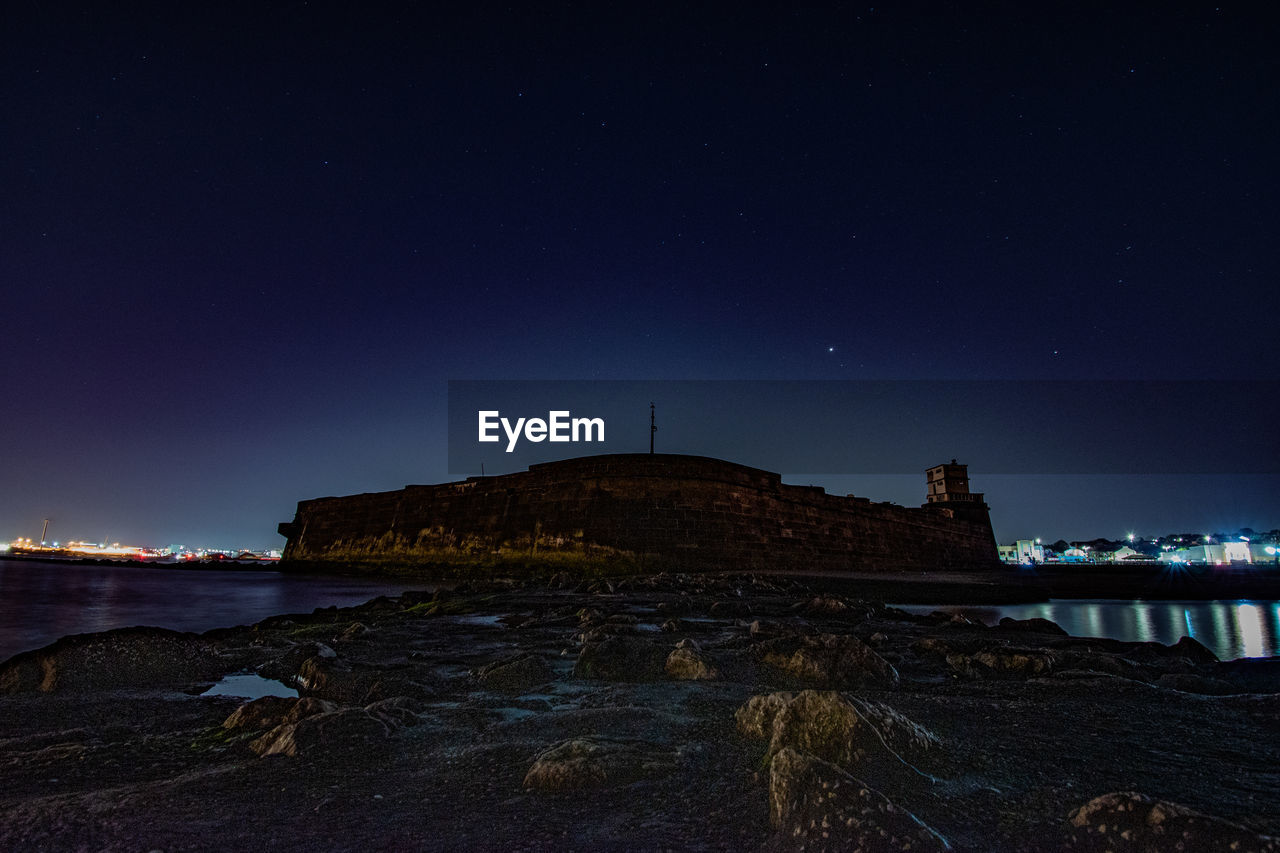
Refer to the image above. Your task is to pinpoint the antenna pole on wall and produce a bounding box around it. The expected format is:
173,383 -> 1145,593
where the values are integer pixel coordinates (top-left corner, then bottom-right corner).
650,402 -> 656,454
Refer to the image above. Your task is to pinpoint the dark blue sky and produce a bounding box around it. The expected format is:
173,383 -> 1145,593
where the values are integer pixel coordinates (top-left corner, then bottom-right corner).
2,2 -> 1276,548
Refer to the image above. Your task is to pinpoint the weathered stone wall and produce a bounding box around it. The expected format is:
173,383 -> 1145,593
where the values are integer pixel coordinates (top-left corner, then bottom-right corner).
278,454 -> 999,573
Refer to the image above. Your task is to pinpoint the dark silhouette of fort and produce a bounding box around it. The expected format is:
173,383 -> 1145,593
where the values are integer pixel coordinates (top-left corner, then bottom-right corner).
278,454 -> 999,574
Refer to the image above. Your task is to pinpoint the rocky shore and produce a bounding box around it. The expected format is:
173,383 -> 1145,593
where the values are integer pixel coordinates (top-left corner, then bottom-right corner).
2,572 -> 1279,851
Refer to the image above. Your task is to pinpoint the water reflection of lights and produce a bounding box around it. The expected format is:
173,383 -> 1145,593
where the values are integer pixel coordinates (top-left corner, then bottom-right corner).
1237,603 -> 1265,659
1134,602 -> 1154,643
1083,604 -> 1102,638
892,600 -> 1280,660
1211,605 -> 1233,657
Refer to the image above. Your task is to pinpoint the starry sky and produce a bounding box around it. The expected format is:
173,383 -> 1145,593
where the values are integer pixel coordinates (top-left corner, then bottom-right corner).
2,2 -> 1276,548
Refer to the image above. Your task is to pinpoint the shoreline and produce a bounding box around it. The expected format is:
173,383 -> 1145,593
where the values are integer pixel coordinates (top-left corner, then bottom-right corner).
9,549 -> 1278,604
0,552 -> 281,572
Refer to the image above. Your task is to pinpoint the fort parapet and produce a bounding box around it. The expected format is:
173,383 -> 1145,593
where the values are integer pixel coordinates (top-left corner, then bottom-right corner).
277,454 -> 999,574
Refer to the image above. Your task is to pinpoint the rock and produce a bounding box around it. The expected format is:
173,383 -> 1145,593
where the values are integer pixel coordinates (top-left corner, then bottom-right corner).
254,641 -> 328,682
998,616 -> 1068,635
912,637 -> 984,658
1065,791 -> 1280,852
948,646 -> 1057,679
573,635 -> 667,681
764,748 -> 949,852
801,595 -> 850,615
764,690 -> 939,772
474,654 -> 552,691
222,696 -> 299,731
338,622 -> 368,641
735,692 -> 795,739
522,735 -> 681,791
224,696 -> 337,733
284,696 -> 339,723
664,639 -> 718,680
0,627 -> 222,693
659,618 -> 686,633
296,655 -> 386,704
760,633 -> 899,688
1168,635 -> 1218,665
249,708 -> 391,758
576,607 -> 604,627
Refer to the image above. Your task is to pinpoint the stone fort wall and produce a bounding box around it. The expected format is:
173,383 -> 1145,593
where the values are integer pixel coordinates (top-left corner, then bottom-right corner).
278,454 -> 1000,573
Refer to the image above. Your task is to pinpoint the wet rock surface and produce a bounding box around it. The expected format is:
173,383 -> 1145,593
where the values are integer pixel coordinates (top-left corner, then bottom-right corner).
0,571 -> 1276,851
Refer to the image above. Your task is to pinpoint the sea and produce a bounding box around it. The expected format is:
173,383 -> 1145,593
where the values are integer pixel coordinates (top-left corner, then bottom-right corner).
0,558 -> 418,662
2,558 -> 1277,664
893,599 -> 1280,661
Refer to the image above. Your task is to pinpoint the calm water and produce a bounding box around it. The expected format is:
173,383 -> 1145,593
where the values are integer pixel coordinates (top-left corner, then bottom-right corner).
896,599 -> 1280,661
0,559 -> 420,662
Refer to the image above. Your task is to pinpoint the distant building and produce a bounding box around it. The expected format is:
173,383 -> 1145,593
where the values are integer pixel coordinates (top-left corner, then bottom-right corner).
1159,541 -> 1280,565
998,539 -> 1045,564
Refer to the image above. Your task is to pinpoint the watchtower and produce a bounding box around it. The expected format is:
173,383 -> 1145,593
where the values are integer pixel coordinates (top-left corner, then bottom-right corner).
924,459 -> 989,523
926,459 -> 971,503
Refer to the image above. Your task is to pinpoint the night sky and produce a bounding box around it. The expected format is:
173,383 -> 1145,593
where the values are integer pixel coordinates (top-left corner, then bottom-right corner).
3,2 -> 1276,549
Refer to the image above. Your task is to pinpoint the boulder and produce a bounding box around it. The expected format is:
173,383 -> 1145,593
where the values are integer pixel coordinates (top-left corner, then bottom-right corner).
664,639 -> 718,681
947,646 -> 1057,679
338,622 -> 369,641
764,748 -> 949,852
284,696 -> 339,723
222,695 -> 299,731
998,616 -> 1068,636
296,655 -> 378,703
801,595 -> 851,615
522,736 -> 681,791
573,635 -> 667,681
293,654 -> 437,704
0,627 -> 222,693
1065,791 -> 1280,852
224,695 -> 337,732
249,708 -> 391,758
1168,635 -> 1218,665
763,690 -> 939,772
760,633 -> 899,688
735,692 -> 795,740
